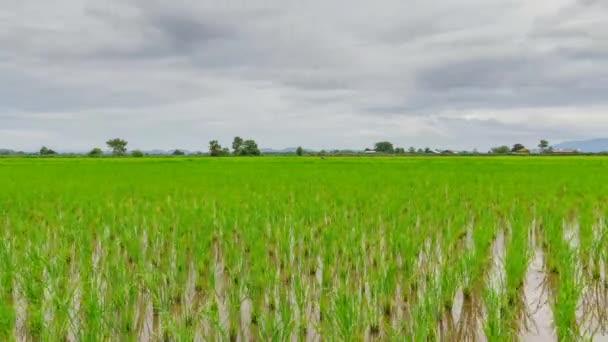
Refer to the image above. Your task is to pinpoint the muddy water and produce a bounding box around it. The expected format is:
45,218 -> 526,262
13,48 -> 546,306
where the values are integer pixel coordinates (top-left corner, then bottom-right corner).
12,277 -> 26,342
213,242 -> 230,338
67,249 -> 81,342
137,294 -> 154,342
522,249 -> 554,341
305,256 -> 323,342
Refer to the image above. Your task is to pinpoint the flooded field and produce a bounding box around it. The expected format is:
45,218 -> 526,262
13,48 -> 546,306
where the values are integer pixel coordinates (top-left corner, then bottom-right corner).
1,156 -> 608,340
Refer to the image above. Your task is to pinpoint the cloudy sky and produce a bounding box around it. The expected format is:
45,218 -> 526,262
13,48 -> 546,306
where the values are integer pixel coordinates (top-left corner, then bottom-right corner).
0,0 -> 606,151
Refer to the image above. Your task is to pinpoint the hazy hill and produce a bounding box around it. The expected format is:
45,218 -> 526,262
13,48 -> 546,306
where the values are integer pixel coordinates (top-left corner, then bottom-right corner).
553,139 -> 608,153
260,147 -> 299,153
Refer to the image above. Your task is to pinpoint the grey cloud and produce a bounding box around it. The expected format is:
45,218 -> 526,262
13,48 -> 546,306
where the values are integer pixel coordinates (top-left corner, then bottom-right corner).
0,0 -> 607,151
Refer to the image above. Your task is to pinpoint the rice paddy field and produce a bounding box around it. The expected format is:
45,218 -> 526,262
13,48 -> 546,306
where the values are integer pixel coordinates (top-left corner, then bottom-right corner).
1,156 -> 608,341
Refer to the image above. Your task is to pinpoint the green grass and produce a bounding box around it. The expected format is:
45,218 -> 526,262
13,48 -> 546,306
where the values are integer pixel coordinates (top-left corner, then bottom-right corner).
1,156 -> 608,339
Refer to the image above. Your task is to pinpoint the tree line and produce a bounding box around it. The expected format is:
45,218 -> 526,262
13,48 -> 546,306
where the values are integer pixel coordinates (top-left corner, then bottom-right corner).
367,140 -> 557,155
2,138 -> 583,157
490,140 -> 552,154
31,137 -> 265,157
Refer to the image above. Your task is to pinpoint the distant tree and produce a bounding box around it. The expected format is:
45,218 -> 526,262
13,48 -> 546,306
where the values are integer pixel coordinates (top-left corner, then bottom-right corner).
241,140 -> 261,156
538,140 -> 549,152
395,147 -> 405,154
209,140 -> 223,156
88,147 -> 103,157
417,148 -> 424,154
106,138 -> 128,155
512,143 -> 526,152
39,146 -> 57,155
374,141 -> 394,153
222,147 -> 230,156
424,147 -> 432,154
296,146 -> 303,156
491,146 -> 511,154
232,136 -> 244,155
131,150 -> 144,157
172,149 -> 185,156
408,147 -> 416,153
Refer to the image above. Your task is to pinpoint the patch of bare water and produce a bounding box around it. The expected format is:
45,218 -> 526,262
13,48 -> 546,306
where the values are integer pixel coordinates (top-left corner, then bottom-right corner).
238,295 -> 252,342
305,256 -> 322,342
67,249 -> 81,342
12,276 -> 26,342
137,293 -> 154,342
213,241 -> 230,338
522,249 -> 554,341
579,258 -> 608,339
451,288 -> 464,326
391,282 -> 404,333
489,229 -> 505,288
289,281 -> 300,341
42,268 -> 54,334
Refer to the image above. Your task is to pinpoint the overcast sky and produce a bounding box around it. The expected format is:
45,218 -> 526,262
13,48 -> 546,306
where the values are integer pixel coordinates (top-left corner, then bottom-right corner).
0,0 -> 606,151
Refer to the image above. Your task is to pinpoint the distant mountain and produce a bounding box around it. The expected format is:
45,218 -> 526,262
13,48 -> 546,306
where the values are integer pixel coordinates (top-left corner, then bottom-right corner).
553,138 -> 608,153
260,147 -> 300,153
141,149 -> 168,155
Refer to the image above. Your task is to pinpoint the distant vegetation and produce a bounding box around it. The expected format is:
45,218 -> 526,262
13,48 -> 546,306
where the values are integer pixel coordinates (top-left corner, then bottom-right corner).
131,150 -> 144,158
88,148 -> 103,157
106,138 -> 128,156
1,138 -> 605,158
39,146 -> 57,155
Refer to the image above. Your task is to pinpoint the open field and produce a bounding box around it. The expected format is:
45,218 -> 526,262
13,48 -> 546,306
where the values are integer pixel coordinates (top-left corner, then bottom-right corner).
1,156 -> 608,340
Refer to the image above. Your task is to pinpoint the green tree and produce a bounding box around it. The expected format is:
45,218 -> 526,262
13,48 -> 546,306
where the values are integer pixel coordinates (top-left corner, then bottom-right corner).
39,146 -> 57,155
241,140 -> 261,156
106,138 -> 128,155
512,144 -> 526,152
131,150 -> 144,157
424,147 -> 432,154
296,146 -> 303,156
491,146 -> 511,154
172,149 -> 185,155
88,148 -> 103,157
374,141 -> 394,153
209,140 -> 223,156
232,136 -> 244,155
395,147 -> 405,154
538,140 -> 549,152
408,147 -> 416,153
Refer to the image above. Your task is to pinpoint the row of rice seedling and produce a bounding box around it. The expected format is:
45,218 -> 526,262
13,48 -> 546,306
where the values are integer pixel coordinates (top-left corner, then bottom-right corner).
1,156 -> 608,340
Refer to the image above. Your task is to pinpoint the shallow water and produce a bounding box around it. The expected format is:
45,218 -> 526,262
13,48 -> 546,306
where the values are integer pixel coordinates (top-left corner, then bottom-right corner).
522,249 -> 554,341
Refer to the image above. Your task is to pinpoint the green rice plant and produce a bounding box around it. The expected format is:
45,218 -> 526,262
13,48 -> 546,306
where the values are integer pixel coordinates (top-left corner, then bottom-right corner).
483,286 -> 507,341
1,156 -> 608,339
0,236 -> 14,338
